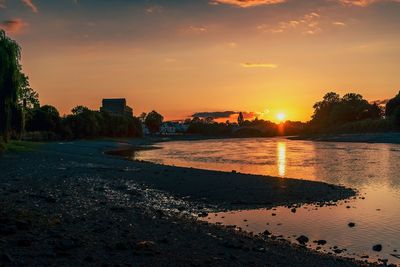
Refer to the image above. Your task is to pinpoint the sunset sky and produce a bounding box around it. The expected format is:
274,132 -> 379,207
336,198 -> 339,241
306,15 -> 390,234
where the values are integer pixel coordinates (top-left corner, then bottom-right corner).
1,0 -> 399,122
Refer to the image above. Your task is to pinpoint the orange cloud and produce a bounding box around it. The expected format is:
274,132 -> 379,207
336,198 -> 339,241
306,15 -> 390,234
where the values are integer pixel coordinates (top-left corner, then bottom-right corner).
258,12 -> 322,35
210,0 -> 286,7
241,63 -> 277,68
0,19 -> 27,34
22,0 -> 38,13
339,0 -> 400,6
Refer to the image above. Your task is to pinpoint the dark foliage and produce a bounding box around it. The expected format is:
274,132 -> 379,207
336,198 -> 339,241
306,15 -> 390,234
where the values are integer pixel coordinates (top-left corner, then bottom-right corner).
26,105 -> 61,133
309,92 -> 385,133
145,110 -> 164,134
385,91 -> 400,118
0,30 -> 22,142
24,105 -> 143,140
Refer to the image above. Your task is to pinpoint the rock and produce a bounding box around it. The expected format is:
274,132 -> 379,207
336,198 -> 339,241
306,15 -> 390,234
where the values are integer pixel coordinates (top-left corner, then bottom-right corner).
348,222 -> 356,228
296,235 -> 309,245
198,212 -> 208,218
333,248 -> 343,254
291,208 -> 296,213
316,240 -> 327,245
262,230 -> 272,236
373,244 -> 382,252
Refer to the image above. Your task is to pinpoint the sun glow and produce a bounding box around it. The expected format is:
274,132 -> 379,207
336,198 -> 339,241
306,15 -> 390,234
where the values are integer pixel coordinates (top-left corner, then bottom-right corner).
276,112 -> 286,122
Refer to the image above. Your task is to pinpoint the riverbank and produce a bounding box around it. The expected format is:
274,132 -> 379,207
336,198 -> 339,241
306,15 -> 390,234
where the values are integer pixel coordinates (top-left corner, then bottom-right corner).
291,132 -> 400,144
0,139 -> 372,266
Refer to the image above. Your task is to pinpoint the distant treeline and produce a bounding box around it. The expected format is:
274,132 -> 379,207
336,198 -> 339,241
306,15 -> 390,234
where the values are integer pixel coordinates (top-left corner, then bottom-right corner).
306,92 -> 400,135
23,105 -> 143,141
185,91 -> 400,137
2,29 -> 400,149
186,117 -> 305,137
0,30 -> 145,149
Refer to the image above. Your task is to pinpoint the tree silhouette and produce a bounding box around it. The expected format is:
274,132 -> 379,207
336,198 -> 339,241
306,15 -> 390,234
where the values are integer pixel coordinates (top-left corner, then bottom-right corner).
385,91 -> 400,118
0,30 -> 23,142
145,110 -> 164,134
19,74 -> 39,110
237,112 -> 244,126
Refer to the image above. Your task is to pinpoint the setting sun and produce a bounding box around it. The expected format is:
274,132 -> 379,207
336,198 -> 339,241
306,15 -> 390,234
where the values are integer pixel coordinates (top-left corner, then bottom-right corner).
277,112 -> 286,122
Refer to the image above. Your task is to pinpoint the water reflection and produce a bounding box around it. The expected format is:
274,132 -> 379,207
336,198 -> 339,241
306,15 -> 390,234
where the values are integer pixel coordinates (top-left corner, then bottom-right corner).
135,138 -> 400,265
277,142 -> 286,177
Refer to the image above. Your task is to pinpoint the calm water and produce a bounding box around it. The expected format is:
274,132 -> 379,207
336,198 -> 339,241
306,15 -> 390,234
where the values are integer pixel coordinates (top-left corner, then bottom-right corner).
135,138 -> 400,264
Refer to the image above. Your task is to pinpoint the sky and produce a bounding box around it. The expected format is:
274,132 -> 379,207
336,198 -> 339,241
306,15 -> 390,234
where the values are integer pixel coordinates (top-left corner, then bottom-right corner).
1,0 -> 400,122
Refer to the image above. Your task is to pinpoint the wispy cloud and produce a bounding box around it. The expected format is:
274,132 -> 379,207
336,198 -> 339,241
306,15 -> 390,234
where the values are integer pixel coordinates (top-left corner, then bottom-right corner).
188,25 -> 208,33
210,0 -> 286,8
0,19 -> 27,34
339,0 -> 400,6
0,0 -> 6,9
241,62 -> 278,68
145,5 -> 163,14
21,0 -> 38,13
258,12 -> 322,35
333,21 -> 346,26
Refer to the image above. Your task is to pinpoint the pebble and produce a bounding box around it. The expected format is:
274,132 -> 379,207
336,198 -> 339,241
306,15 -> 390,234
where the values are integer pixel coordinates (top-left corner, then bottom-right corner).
296,235 -> 309,245
348,222 -> 355,228
373,244 -> 383,252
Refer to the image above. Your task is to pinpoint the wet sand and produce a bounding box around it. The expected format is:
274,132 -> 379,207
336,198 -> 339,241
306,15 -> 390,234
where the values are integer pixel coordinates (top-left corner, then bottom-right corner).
0,139 -> 373,266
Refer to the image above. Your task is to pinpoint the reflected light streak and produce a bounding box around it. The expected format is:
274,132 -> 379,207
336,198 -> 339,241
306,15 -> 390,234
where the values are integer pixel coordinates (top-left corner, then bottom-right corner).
277,142 -> 286,177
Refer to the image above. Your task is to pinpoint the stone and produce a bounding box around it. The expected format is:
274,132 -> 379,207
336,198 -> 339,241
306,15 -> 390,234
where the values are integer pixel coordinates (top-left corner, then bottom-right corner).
373,244 -> 382,252
348,222 -> 355,228
296,235 -> 309,245
198,212 -> 208,218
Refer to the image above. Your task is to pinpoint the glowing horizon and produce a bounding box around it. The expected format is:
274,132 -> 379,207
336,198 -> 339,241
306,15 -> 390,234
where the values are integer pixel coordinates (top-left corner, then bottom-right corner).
1,0 -> 399,122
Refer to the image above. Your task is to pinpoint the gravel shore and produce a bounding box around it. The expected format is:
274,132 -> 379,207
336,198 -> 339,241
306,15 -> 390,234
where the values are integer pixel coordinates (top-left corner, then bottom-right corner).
0,139 -> 374,266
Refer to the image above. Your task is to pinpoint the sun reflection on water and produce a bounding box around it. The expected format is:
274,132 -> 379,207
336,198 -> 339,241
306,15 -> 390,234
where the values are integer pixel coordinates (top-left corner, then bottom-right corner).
277,142 -> 286,177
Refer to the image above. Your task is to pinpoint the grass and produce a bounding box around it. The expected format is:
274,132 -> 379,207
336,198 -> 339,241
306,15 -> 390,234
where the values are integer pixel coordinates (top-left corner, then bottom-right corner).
1,140 -> 41,153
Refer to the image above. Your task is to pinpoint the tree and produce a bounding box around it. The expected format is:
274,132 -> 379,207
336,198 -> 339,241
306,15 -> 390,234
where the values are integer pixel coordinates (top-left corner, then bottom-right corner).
26,105 -> 61,132
0,30 -> 22,142
71,105 -> 90,115
237,112 -> 244,126
139,112 -> 147,123
310,92 -> 383,132
385,91 -> 400,117
19,74 -> 39,109
144,110 -> 164,134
